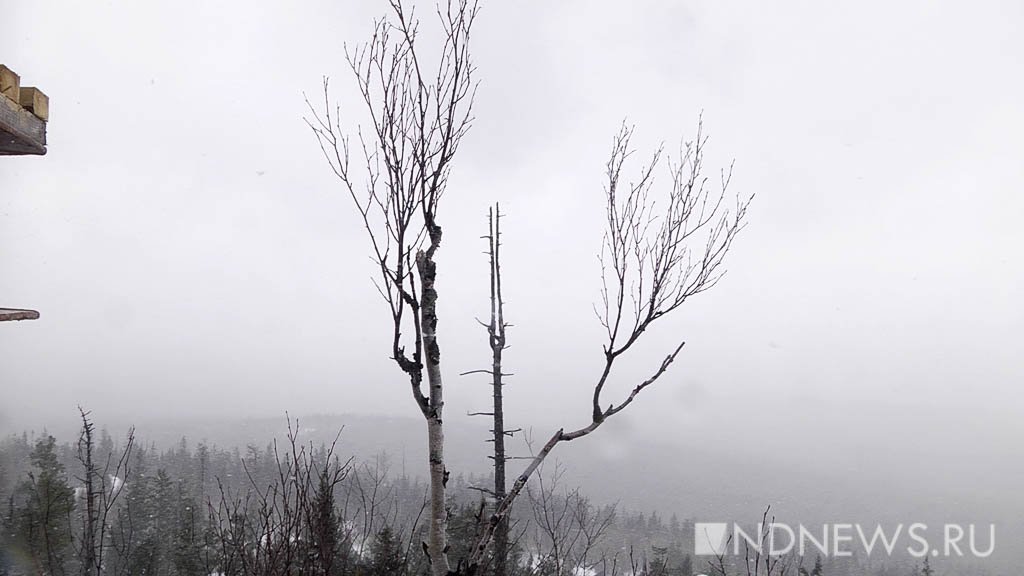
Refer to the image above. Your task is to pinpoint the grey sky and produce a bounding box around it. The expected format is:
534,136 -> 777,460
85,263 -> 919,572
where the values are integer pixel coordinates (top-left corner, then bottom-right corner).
2,0 -> 1022,543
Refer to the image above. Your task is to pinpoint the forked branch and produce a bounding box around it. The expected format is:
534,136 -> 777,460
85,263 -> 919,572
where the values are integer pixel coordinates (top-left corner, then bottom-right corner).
306,0 -> 479,416
461,120 -> 750,574
307,2 -> 479,575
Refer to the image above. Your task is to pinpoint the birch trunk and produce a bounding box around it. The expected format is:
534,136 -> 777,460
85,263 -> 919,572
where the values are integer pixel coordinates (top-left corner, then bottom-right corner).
419,249 -> 451,576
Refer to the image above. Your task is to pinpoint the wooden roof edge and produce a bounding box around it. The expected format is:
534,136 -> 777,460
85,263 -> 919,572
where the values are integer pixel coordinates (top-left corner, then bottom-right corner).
0,64 -> 48,156
0,308 -> 41,322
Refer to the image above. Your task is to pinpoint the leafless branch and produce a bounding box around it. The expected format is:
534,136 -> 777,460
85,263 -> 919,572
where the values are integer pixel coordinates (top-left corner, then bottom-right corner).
307,3 -> 479,574
462,119 -> 750,574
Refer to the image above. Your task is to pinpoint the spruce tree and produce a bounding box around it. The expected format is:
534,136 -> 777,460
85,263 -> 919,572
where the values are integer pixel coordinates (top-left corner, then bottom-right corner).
308,471 -> 342,576
369,525 -> 406,576
11,435 -> 75,575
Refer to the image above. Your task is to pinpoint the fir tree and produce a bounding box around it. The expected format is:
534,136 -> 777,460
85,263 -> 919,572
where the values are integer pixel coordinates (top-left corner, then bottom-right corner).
368,525 -> 406,576
799,555 -> 824,576
308,470 -> 343,576
10,435 -> 75,576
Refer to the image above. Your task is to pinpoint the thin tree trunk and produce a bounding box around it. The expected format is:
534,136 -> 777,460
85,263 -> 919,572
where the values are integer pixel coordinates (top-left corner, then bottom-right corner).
418,246 -> 451,576
492,359 -> 508,576
80,417 -> 97,576
489,206 -> 509,576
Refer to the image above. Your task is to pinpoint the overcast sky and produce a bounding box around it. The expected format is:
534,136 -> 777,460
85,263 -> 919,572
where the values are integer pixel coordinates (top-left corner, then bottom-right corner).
2,0 -> 1022,534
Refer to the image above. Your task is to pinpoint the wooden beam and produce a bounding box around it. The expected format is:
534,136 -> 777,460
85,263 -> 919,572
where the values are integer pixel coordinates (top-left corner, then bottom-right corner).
19,87 -> 48,121
0,308 -> 40,322
0,65 -> 19,101
0,91 -> 46,155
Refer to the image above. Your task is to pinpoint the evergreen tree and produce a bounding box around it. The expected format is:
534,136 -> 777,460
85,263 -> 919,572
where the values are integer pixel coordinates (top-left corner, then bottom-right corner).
799,555 -> 824,576
307,470 -> 343,576
110,450 -> 163,576
648,545 -> 670,576
170,487 -> 207,576
679,553 -> 693,576
648,511 -> 663,532
9,435 -> 75,576
446,501 -> 485,569
368,525 -> 406,576
1,495 -> 17,576
669,513 -> 681,536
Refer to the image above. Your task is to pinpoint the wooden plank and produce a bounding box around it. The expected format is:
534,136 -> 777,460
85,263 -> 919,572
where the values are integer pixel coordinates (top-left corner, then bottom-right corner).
0,308 -> 40,322
19,87 -> 48,121
0,91 -> 46,155
0,65 -> 19,102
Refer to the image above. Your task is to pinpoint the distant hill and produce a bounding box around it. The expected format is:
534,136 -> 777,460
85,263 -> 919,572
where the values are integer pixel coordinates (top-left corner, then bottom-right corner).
78,412 -> 963,525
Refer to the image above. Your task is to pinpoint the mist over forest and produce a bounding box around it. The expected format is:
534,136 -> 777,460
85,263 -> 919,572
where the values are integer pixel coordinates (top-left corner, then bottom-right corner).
0,410 -> 1017,574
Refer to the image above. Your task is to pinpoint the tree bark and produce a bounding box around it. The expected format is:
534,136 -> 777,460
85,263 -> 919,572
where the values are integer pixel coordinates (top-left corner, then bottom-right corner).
418,247 -> 451,576
489,206 -> 508,576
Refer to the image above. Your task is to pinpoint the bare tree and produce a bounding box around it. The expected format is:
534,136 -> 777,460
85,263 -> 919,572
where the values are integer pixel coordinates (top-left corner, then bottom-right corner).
337,453 -> 428,565
525,463 -> 615,576
75,407 -> 134,576
307,1 -> 478,574
206,419 -> 352,576
463,203 -> 516,575
485,204 -> 511,576
707,508 -> 795,576
309,1 -> 749,574
464,121 -> 751,573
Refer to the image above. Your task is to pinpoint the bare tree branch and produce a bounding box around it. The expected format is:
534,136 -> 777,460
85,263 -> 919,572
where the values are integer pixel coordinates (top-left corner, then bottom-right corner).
307,2 -> 479,574
462,119 -> 750,574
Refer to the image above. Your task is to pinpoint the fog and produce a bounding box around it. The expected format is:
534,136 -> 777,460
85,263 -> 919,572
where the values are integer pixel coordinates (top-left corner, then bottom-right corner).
2,0 -> 1022,570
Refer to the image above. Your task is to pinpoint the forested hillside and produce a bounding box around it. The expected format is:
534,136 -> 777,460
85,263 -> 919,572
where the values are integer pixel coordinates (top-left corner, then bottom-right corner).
0,415 -> 962,576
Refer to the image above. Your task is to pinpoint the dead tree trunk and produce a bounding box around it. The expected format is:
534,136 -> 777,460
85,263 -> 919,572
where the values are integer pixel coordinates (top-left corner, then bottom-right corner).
486,205 -> 510,576
463,204 -> 514,575
77,409 -> 98,576
76,407 -> 135,576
